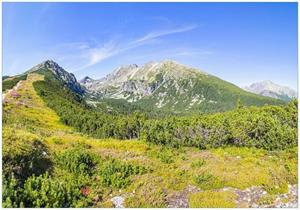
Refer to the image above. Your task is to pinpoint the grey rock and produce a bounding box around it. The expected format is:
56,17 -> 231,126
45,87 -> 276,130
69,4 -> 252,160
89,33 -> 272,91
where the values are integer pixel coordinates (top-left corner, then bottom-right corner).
111,196 -> 125,208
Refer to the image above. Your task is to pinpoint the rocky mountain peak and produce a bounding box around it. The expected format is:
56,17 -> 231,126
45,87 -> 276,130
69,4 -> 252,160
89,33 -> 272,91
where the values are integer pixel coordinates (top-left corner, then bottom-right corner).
29,60 -> 85,95
42,59 -> 60,69
30,60 -> 66,75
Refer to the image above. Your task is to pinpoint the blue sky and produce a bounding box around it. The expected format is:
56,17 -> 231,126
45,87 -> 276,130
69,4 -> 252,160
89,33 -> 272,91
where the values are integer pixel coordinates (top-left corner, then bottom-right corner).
3,2 -> 298,89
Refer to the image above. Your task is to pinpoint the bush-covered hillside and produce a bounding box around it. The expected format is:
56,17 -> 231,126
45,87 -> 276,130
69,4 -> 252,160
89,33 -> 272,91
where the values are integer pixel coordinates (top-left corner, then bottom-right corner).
2,72 -> 298,208
142,100 -> 297,150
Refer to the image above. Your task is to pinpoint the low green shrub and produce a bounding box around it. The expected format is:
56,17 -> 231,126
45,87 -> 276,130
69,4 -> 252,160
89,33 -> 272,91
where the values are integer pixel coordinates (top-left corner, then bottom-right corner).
99,159 -> 148,189
3,172 -> 94,208
54,146 -> 98,175
156,148 -> 175,164
2,175 -> 24,208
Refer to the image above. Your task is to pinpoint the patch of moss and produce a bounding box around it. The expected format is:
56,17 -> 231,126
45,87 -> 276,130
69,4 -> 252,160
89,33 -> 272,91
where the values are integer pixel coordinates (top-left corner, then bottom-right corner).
189,191 -> 237,208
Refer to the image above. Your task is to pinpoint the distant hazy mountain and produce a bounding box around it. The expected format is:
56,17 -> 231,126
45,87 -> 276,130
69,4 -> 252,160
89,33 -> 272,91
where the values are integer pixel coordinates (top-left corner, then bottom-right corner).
243,81 -> 297,101
80,60 -> 284,113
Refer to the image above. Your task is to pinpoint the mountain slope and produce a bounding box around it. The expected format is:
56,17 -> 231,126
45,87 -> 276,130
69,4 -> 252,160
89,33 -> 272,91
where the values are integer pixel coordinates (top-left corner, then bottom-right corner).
81,60 -> 285,113
243,80 -> 297,101
28,60 -> 85,95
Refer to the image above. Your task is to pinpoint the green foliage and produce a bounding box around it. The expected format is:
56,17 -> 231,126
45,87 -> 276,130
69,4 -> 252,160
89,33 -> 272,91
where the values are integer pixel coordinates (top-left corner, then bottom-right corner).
154,148 -> 175,164
98,159 -> 148,189
2,175 -> 24,208
3,172 -> 93,208
55,146 -> 98,175
2,74 -> 27,92
142,100 -> 297,151
236,98 -> 244,109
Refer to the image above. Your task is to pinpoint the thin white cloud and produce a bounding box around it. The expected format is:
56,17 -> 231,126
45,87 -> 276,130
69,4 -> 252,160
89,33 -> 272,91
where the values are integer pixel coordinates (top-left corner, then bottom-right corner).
132,24 -> 198,44
50,24 -> 199,72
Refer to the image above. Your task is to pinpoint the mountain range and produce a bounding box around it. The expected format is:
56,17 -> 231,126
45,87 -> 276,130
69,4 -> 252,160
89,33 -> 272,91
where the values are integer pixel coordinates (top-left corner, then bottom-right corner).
243,80 -> 297,102
78,60 -> 284,113
5,60 -> 288,114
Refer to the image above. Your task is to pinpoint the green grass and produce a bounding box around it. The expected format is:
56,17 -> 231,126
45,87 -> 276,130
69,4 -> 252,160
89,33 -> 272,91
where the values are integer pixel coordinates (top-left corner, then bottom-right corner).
189,191 -> 237,208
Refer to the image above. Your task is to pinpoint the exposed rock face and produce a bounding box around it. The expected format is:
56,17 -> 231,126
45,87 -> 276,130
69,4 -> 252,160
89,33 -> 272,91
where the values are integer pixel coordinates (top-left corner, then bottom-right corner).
244,80 -> 297,101
29,60 -> 85,95
80,60 -> 205,103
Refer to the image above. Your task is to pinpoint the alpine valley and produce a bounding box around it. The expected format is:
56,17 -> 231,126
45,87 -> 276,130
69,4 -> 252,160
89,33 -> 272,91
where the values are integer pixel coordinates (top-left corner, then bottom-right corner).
2,60 -> 298,208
